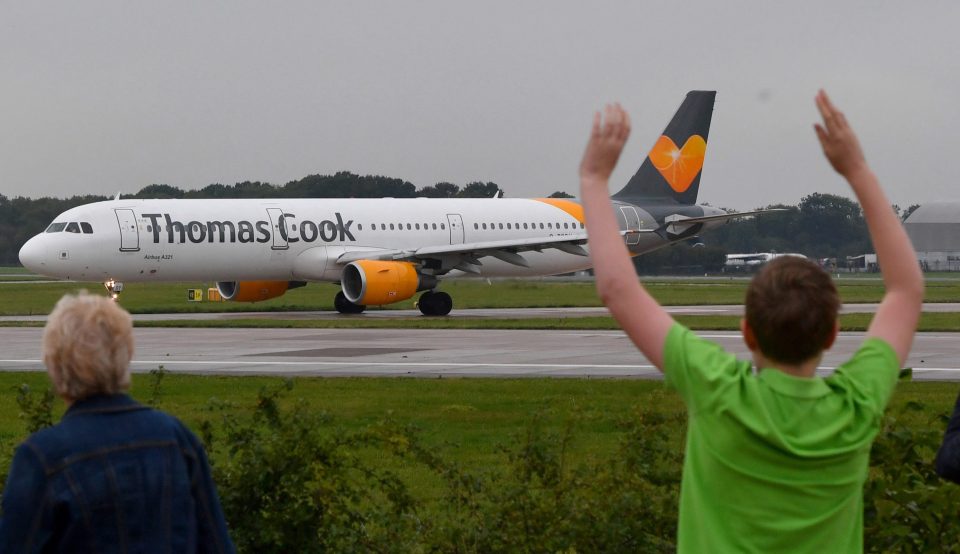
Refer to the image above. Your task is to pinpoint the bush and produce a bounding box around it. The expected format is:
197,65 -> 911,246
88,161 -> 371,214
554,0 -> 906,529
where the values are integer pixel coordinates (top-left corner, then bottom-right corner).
2,378 -> 959,552
199,380 -> 426,553
864,401 -> 960,552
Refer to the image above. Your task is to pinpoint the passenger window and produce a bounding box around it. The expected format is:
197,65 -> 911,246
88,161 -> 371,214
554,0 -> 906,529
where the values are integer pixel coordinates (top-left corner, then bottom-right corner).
415,223 -> 420,230
389,224 -> 395,230
432,223 -> 437,230
46,222 -> 67,233
482,223 -> 487,230
498,223 -> 503,230
65,222 -> 81,233
441,223 -> 445,230
381,224 -> 386,230
358,224 -> 363,231
406,223 -> 411,230
523,223 -> 528,229
539,223 -> 544,229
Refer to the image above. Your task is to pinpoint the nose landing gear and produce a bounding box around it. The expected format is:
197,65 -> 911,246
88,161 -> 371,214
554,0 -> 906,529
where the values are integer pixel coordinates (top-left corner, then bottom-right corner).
104,280 -> 124,301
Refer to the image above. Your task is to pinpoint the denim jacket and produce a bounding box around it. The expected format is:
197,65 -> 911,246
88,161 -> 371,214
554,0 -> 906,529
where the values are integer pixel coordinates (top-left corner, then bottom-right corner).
936,389 -> 960,483
0,394 -> 235,553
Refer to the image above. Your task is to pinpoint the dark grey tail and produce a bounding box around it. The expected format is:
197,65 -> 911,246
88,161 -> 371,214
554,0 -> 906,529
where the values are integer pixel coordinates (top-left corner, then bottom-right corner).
613,91 -> 716,205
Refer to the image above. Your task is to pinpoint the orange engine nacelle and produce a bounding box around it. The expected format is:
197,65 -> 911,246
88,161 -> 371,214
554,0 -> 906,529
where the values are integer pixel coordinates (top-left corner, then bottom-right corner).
341,261 -> 437,306
216,280 -> 304,302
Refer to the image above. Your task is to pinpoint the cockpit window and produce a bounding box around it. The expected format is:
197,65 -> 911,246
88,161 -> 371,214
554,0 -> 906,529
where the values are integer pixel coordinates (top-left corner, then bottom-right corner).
65,222 -> 81,233
80,222 -> 93,234
45,223 -> 67,233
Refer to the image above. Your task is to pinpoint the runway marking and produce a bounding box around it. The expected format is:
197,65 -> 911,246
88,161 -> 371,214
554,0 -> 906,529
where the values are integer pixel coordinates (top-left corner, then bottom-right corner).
2,359 -> 959,373
0,359 -> 657,370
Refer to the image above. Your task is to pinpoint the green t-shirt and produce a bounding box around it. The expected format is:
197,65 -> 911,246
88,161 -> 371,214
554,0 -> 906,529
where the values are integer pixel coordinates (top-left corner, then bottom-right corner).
664,323 -> 899,553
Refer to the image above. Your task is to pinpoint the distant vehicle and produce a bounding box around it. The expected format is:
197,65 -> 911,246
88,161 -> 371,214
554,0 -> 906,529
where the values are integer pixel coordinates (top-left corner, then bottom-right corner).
19,92 -> 773,315
725,252 -> 806,271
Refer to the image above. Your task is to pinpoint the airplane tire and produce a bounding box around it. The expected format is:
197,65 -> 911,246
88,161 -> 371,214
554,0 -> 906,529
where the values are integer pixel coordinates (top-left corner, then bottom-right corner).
420,291 -> 452,316
434,292 -> 453,316
417,291 -> 437,316
418,291 -> 452,316
334,291 -> 366,314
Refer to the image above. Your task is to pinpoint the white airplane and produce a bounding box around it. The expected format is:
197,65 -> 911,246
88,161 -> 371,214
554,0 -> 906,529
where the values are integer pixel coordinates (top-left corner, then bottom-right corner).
19,91 -> 768,315
725,252 -> 807,269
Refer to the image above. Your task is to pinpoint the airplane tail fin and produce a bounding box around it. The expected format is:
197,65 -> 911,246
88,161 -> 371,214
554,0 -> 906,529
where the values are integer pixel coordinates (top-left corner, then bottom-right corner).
612,91 -> 716,205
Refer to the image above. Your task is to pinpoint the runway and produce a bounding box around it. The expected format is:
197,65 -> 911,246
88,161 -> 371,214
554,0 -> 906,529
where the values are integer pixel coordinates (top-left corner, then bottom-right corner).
2,303 -> 960,323
2,327 -> 960,380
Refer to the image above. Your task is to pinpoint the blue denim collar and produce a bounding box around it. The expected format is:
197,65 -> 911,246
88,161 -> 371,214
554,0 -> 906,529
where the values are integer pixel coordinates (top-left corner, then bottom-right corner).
63,394 -> 147,419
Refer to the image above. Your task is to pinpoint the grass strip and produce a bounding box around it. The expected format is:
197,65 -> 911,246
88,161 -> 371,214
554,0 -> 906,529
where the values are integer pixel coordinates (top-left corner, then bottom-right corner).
0,372 -> 954,477
1,312 -> 958,331
3,277 -> 960,316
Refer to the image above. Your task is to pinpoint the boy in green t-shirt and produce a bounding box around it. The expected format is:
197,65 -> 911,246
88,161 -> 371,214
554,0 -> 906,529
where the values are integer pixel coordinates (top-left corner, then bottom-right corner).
579,91 -> 923,552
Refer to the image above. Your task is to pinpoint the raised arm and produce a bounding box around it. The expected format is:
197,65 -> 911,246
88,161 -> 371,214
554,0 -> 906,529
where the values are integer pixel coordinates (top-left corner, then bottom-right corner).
814,90 -> 924,364
580,104 -> 675,369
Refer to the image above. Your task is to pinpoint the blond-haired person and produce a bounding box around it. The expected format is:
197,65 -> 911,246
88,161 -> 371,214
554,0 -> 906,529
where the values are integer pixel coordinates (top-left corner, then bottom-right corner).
0,292 -> 235,553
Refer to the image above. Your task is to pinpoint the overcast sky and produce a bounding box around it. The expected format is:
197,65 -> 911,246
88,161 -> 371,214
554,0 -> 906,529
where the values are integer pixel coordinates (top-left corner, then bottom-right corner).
1,2 -> 957,210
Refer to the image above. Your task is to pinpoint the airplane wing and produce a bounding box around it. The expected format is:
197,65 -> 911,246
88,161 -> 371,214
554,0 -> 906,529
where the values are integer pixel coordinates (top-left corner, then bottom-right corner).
657,208 -> 787,237
664,208 -> 787,226
336,233 -> 609,272
336,209 -> 781,273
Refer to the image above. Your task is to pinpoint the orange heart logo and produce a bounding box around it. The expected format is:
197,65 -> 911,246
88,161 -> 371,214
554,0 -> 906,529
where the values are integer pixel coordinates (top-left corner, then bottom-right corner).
648,135 -> 706,193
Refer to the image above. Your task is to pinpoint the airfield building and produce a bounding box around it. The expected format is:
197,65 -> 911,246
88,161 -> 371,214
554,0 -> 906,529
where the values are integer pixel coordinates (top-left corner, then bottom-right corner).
905,202 -> 960,271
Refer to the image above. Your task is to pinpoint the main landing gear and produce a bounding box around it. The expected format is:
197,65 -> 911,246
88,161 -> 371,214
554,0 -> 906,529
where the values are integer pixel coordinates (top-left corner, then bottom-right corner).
332,289 -> 452,316
334,291 -> 366,314
417,290 -> 453,316
104,279 -> 124,301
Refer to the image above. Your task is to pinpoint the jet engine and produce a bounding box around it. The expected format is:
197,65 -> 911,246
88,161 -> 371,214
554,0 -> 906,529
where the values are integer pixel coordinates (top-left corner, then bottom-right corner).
216,280 -> 306,302
341,261 -> 437,306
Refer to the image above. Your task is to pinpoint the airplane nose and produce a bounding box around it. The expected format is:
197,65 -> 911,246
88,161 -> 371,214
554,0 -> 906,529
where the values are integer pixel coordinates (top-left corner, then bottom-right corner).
18,236 -> 46,272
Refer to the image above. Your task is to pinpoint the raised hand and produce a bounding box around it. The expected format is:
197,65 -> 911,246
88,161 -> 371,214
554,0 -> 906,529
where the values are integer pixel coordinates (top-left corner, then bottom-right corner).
814,90 -> 867,178
579,103 -> 631,184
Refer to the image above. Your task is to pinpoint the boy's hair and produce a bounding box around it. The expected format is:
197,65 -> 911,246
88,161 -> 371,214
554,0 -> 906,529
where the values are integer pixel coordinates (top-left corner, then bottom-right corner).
745,256 -> 840,364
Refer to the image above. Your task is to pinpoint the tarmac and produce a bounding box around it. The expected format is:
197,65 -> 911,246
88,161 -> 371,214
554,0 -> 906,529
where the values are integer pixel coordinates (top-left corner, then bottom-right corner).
2,303 -> 960,323
2,325 -> 959,380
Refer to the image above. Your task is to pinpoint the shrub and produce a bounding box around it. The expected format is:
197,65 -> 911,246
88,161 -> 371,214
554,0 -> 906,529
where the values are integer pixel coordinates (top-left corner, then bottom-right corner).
198,380 -> 427,553
864,401 -> 960,552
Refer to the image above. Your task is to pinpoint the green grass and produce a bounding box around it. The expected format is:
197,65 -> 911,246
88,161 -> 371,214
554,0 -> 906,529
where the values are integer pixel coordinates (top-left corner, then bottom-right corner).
1,312 -> 957,332
2,276 -> 960,317
0,373 -> 954,477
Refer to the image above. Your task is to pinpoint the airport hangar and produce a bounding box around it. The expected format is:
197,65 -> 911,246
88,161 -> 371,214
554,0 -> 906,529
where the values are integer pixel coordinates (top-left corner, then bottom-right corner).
905,202 -> 960,271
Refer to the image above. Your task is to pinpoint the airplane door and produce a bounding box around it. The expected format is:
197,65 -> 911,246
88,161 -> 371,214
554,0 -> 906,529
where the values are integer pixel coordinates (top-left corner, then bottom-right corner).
115,209 -> 140,252
266,208 -> 288,250
619,206 -> 641,246
447,214 -> 465,245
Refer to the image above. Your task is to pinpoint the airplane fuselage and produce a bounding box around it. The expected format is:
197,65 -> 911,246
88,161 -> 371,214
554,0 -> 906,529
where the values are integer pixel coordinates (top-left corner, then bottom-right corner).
19,197 -> 722,283
17,91 -> 742,315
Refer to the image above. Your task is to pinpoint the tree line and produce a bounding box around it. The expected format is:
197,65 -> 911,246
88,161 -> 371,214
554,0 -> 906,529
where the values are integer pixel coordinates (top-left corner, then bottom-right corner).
635,195 -> 921,274
0,171 -> 919,269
